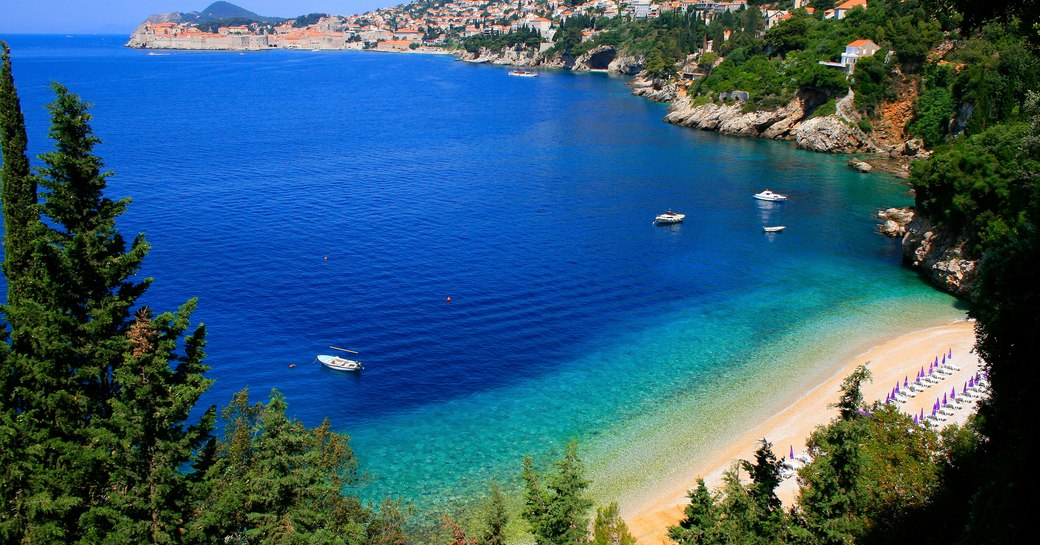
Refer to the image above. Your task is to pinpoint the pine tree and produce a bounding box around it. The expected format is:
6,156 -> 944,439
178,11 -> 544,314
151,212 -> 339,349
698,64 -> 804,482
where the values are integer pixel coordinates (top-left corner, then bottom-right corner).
80,304 -> 215,544
478,480 -> 509,545
521,440 -> 594,545
1,68 -> 213,542
668,479 -> 720,545
592,502 -> 636,545
188,388 -> 400,544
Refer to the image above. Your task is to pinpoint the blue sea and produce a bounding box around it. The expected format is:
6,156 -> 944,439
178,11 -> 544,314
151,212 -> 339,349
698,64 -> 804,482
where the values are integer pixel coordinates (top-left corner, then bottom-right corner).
1,35 -> 963,513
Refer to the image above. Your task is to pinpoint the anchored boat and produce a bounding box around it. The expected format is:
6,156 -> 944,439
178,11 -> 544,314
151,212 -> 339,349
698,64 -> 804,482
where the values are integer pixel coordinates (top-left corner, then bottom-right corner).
753,190 -> 788,202
654,210 -> 686,225
317,346 -> 363,372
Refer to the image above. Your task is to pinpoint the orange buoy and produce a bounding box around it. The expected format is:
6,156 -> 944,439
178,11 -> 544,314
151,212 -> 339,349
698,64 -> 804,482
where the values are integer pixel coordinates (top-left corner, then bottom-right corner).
289,363 -> 296,368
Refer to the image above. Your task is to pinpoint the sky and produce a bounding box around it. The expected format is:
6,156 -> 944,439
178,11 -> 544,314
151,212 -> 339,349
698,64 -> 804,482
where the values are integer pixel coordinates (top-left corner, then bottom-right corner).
0,1 -> 396,34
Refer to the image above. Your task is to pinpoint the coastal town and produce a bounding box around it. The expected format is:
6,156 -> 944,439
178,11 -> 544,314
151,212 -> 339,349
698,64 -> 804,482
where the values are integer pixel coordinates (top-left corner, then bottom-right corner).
127,0 -> 870,52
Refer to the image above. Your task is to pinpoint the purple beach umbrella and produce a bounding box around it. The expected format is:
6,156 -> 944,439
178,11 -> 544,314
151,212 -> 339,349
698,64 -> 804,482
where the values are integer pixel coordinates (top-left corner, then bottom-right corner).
969,376 -> 975,388
949,348 -> 953,359
934,356 -> 939,366
943,393 -> 948,405
790,445 -> 795,459
904,377 -> 909,388
914,414 -> 919,425
951,386 -> 956,399
942,353 -> 946,365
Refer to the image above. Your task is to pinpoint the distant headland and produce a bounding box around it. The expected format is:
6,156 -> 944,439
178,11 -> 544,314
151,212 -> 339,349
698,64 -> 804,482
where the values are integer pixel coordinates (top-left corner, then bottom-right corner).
125,0 -> 583,53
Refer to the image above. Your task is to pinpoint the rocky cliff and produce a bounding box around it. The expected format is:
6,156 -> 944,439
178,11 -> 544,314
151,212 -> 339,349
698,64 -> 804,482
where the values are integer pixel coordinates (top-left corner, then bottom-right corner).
458,45 -> 641,76
664,89 -> 891,153
900,212 -> 977,298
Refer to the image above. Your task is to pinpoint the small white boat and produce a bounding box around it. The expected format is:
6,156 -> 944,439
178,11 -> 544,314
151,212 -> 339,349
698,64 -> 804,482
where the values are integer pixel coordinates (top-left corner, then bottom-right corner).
753,190 -> 788,202
317,347 -> 363,372
654,210 -> 686,224
763,226 -> 786,233
509,69 -> 538,77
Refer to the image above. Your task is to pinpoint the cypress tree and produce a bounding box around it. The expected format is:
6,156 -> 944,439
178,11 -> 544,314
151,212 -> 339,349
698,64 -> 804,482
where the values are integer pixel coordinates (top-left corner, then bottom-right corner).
0,41 -> 37,300
0,38 -> 39,544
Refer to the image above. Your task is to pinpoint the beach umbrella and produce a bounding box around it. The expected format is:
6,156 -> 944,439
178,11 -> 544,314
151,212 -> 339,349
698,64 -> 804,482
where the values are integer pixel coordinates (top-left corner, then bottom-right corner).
943,393 -> 948,405
934,356 -> 939,367
942,353 -> 946,365
885,393 -> 891,403
969,376 -> 975,388
932,406 -> 937,416
949,348 -> 953,359
790,445 -> 795,459
914,414 -> 919,425
904,377 -> 909,388
920,408 -> 925,420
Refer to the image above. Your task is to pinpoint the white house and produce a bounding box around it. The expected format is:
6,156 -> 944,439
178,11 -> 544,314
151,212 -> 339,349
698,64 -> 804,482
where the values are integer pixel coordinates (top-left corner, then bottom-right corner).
819,38 -> 881,74
832,0 -> 867,20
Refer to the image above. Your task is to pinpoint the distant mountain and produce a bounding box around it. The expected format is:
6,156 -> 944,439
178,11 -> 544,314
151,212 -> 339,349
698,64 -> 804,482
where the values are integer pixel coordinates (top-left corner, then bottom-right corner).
145,1 -> 286,25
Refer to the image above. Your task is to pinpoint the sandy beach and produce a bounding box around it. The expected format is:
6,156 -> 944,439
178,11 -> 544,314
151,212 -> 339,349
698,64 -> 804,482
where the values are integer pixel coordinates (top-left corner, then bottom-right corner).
623,320 -> 981,545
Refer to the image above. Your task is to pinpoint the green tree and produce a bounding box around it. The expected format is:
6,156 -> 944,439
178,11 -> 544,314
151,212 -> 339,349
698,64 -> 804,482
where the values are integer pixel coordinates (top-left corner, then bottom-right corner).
835,364 -> 871,420
187,388 -> 395,544
955,92 -> 1040,545
1,70 -> 214,543
0,39 -> 38,544
478,480 -> 509,545
82,304 -> 215,544
521,440 -> 594,545
592,502 -> 636,545
0,42 -> 36,304
668,479 -> 721,545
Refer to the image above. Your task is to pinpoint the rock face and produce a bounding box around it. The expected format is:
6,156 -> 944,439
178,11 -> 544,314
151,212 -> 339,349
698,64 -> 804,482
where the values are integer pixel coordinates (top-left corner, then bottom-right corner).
901,213 -> 978,298
629,76 -> 678,102
795,116 -> 877,153
459,46 -> 640,75
877,207 -> 914,236
664,89 -> 826,140
666,88 -> 883,154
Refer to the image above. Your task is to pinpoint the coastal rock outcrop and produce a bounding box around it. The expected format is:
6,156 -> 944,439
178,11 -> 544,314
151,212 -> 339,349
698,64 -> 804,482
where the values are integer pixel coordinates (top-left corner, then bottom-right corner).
849,158 -> 873,172
877,207 -> 913,236
608,54 -> 643,75
795,116 -> 877,153
901,213 -> 977,298
629,76 -> 679,102
664,90 -> 825,140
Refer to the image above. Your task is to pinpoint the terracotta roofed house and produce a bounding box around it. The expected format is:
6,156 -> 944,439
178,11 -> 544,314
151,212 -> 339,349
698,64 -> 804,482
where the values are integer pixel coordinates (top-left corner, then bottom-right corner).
841,38 -> 880,71
834,0 -> 867,19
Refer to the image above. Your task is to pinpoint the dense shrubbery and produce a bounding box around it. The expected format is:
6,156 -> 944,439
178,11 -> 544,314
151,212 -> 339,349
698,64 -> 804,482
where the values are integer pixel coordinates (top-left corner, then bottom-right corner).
462,28 -> 542,54
669,367 -> 967,545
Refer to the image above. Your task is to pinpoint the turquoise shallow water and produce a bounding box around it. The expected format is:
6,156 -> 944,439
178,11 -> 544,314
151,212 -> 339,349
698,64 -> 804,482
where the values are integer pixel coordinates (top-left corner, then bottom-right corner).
0,35 -> 964,513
